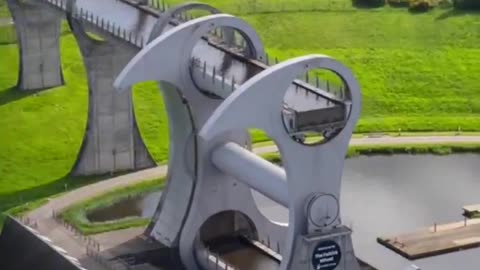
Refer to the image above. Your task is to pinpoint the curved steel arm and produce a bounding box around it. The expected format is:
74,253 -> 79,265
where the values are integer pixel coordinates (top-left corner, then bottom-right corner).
198,55 -> 361,269
148,2 -> 222,42
114,14 -> 265,91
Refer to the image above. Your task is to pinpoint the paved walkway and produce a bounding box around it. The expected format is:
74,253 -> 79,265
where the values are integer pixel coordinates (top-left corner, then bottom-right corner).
22,135 -> 480,270
254,135 -> 480,155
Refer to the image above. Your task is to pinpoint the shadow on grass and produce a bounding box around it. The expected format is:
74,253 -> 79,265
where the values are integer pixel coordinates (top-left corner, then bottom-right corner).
0,170 -> 133,218
436,8 -> 480,20
0,176 -> 93,213
408,8 -> 433,15
0,86 -> 39,106
0,85 -> 64,106
0,38 -> 16,46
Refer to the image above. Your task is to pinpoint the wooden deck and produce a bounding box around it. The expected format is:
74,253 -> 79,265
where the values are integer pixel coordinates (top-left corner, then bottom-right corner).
463,204 -> 480,218
378,219 -> 480,260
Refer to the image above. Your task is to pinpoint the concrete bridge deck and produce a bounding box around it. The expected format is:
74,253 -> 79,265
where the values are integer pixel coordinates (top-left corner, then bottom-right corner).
43,0 -> 345,107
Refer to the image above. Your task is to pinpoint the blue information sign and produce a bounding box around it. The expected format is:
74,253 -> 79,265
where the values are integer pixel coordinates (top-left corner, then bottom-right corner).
311,240 -> 342,270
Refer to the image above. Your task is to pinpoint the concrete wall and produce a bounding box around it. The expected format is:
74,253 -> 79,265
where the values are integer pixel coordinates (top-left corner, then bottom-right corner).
0,217 -> 82,270
7,0 -> 64,90
6,0 -> 155,176
69,18 -> 155,176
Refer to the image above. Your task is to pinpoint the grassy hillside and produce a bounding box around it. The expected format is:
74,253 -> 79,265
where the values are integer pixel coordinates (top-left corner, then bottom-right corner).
167,0 -> 480,132
244,9 -> 480,132
0,35 -> 168,220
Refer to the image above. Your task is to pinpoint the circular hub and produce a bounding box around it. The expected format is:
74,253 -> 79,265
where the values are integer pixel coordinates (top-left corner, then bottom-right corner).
306,193 -> 340,228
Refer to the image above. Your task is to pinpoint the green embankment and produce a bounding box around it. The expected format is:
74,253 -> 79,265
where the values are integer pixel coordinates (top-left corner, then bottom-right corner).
0,35 -> 168,227
60,178 -> 164,235
0,1 -> 479,226
262,143 -> 480,163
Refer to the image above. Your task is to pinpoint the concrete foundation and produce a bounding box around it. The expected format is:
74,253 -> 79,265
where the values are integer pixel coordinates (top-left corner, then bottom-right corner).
6,0 -> 64,91
68,16 -> 155,176
0,217 -> 83,270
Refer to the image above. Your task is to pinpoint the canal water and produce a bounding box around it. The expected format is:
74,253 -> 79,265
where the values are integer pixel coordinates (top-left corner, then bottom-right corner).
343,154 -> 480,270
87,191 -> 162,222
88,154 -> 480,270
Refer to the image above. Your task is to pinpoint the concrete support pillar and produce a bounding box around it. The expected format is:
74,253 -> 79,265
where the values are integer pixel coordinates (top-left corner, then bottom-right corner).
68,18 -> 155,176
6,0 -> 64,91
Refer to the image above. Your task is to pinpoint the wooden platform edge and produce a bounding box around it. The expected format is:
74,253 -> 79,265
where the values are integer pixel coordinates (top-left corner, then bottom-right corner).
377,237 -> 480,260
376,237 -> 414,260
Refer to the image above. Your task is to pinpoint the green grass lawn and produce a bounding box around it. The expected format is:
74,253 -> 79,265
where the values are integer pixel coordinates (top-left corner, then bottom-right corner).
243,9 -> 480,132
0,2 -> 479,227
0,34 -> 168,225
261,143 -> 480,164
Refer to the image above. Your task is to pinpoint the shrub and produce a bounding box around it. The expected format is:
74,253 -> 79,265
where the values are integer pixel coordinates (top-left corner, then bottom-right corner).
409,0 -> 435,11
388,0 -> 410,7
453,0 -> 480,10
437,0 -> 453,8
352,0 -> 386,8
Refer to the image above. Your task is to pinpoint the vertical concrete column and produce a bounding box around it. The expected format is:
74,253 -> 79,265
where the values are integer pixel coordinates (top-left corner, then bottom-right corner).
68,19 -> 155,176
6,0 -> 64,90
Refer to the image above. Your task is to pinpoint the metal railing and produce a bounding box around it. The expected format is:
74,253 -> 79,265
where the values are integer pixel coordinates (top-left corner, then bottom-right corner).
190,54 -> 345,104
52,209 -> 101,251
52,209 -> 135,270
38,0 -> 348,106
43,0 -> 147,48
17,215 -> 39,229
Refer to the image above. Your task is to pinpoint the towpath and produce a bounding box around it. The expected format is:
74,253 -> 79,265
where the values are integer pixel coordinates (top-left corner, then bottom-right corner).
29,135 -> 480,221
254,135 -> 480,154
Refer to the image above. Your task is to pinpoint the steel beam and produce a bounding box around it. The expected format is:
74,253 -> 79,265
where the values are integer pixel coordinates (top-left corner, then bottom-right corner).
212,142 -> 289,207
199,55 -> 361,270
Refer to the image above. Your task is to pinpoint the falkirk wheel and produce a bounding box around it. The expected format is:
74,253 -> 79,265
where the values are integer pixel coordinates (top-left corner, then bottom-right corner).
115,10 -> 361,270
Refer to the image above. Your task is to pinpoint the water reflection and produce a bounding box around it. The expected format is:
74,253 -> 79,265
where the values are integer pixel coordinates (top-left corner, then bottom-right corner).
342,154 -> 480,270
222,247 -> 279,269
86,191 -> 162,222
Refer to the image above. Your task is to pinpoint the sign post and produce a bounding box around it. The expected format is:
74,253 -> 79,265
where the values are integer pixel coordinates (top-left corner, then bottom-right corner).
311,240 -> 342,270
